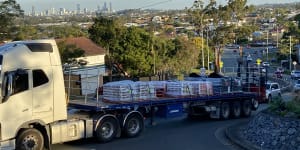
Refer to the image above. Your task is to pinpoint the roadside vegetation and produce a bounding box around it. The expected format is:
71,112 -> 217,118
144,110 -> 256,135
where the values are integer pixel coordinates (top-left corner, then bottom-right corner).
268,93 -> 300,118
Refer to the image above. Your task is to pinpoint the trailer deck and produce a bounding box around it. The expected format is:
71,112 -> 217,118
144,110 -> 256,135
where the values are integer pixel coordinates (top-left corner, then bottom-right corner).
68,92 -> 257,111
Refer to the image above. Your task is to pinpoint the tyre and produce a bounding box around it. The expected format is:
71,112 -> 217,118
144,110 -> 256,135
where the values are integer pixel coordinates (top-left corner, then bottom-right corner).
251,98 -> 259,110
220,102 -> 230,119
16,128 -> 44,150
241,100 -> 252,117
267,95 -> 272,103
230,101 -> 241,118
123,113 -> 144,138
278,93 -> 281,98
95,117 -> 118,143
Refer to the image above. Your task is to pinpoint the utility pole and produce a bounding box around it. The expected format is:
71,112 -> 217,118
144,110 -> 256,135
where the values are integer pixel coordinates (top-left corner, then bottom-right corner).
290,36 -> 292,70
266,31 -> 269,62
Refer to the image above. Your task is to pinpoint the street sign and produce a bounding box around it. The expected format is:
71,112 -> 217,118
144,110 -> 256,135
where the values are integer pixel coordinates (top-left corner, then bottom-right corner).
256,58 -> 262,65
220,61 -> 223,68
193,37 -> 202,49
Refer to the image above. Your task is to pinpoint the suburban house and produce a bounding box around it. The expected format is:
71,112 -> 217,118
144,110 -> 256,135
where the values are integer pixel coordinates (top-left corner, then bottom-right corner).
57,37 -> 106,96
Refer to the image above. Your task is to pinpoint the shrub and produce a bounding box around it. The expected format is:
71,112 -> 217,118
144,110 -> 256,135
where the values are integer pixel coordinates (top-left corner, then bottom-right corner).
268,96 -> 300,118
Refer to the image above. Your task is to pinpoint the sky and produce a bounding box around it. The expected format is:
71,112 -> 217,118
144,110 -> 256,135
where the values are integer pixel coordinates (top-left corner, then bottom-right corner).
15,0 -> 300,13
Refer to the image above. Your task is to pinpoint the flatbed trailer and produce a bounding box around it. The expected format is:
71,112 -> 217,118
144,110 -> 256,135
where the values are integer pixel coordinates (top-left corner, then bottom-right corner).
69,92 -> 257,112
66,90 -> 258,140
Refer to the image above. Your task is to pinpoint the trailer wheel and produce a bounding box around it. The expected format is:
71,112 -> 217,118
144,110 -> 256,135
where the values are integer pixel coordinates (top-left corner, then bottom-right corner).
231,101 -> 241,118
242,100 -> 252,117
220,102 -> 230,119
123,113 -> 144,138
95,117 -> 118,143
251,98 -> 259,110
16,128 -> 44,150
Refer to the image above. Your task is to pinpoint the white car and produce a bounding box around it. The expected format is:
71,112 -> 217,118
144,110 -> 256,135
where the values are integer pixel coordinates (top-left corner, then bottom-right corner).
291,70 -> 300,80
265,82 -> 281,102
262,62 -> 270,67
294,79 -> 300,92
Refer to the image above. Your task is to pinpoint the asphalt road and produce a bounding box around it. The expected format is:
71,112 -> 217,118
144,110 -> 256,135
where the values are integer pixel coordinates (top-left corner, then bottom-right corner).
51,116 -> 250,150
52,102 -> 271,150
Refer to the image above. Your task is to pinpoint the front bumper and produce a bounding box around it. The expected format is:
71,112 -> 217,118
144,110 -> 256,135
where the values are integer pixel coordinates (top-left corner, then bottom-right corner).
0,139 -> 15,150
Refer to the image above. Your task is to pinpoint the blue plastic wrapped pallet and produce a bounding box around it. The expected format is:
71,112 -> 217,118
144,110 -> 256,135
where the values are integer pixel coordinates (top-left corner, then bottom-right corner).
156,104 -> 184,118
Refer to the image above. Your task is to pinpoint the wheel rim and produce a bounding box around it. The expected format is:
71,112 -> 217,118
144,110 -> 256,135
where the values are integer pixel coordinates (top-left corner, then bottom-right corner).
22,135 -> 39,149
233,103 -> 241,116
221,103 -> 229,118
253,99 -> 259,109
243,101 -> 251,115
101,122 -> 114,139
127,118 -> 140,134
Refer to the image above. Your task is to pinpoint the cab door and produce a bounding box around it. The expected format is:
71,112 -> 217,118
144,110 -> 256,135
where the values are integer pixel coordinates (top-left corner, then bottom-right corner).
32,68 -> 54,123
0,70 -> 33,139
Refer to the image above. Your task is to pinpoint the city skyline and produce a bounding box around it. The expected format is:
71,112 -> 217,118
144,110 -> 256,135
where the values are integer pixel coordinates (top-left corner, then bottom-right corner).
16,0 -> 299,13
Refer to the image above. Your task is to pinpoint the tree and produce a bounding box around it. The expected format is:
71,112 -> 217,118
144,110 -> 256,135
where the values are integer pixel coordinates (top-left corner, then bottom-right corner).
0,0 -> 23,41
57,41 -> 85,63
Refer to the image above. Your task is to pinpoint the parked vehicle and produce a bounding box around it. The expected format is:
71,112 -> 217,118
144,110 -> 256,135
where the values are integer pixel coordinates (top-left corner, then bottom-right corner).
276,67 -> 284,73
0,40 -> 260,149
262,62 -> 270,67
273,71 -> 283,78
294,79 -> 300,93
291,70 -> 300,79
265,82 -> 281,102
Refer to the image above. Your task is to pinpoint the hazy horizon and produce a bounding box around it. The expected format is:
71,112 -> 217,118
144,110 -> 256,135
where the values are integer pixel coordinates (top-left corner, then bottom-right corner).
16,0 -> 300,13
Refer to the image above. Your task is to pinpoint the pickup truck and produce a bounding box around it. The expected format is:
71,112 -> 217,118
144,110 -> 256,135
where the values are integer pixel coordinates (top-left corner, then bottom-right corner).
265,82 -> 281,102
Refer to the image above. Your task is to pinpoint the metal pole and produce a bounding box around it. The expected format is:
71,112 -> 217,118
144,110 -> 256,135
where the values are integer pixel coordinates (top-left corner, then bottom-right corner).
207,29 -> 210,71
290,36 -> 292,70
201,15 -> 204,68
266,31 -> 269,62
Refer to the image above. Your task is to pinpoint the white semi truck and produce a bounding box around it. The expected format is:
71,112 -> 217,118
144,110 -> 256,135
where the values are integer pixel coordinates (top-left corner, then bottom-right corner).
0,39 -> 259,150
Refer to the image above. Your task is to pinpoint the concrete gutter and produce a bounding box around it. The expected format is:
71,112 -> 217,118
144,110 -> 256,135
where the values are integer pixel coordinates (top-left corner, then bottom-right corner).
225,120 -> 260,150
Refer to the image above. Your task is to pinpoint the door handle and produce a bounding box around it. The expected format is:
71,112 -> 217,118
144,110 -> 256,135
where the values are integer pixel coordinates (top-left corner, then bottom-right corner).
22,108 -> 29,112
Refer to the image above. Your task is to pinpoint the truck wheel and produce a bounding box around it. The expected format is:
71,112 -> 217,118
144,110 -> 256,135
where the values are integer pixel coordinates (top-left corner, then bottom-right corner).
220,102 -> 230,119
251,98 -> 259,110
123,113 -> 144,138
230,101 -> 241,118
95,117 -> 118,143
16,128 -> 44,150
242,100 -> 252,117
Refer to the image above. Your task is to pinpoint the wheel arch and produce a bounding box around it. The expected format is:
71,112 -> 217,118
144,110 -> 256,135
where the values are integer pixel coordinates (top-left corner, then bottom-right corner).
122,111 -> 144,127
94,114 -> 119,132
15,120 -> 50,149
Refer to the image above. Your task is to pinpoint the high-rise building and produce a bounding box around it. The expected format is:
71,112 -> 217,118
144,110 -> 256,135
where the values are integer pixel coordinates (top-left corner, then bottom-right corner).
31,6 -> 35,16
59,8 -> 66,15
103,2 -> 107,11
77,4 -> 81,14
83,8 -> 88,14
109,2 -> 112,13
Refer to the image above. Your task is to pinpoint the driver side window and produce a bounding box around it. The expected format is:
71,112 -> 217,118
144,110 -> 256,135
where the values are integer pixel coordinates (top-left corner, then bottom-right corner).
13,72 -> 29,95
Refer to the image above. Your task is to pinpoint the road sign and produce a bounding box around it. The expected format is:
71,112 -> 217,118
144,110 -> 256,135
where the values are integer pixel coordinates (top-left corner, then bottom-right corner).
220,61 -> 223,68
193,37 -> 202,49
256,58 -> 262,65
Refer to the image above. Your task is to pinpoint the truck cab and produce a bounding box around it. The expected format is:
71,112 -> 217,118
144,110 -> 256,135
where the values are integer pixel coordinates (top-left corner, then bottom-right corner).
0,40 -> 67,149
